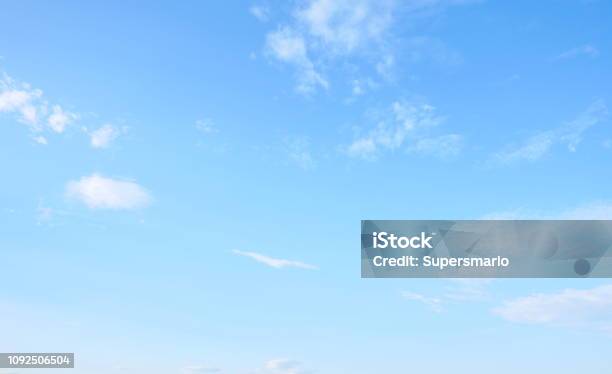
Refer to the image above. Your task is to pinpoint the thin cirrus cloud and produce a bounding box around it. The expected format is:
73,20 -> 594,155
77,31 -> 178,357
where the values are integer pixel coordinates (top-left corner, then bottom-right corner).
492,284 -> 612,333
250,4 -> 270,22
346,100 -> 463,160
402,279 -> 493,313
265,26 -> 329,94
258,0 -> 479,94
261,0 -> 393,94
490,99 -> 608,165
232,250 -> 318,270
263,358 -> 309,374
284,136 -> 316,170
555,44 -> 599,60
66,174 -> 152,210
401,291 -> 444,313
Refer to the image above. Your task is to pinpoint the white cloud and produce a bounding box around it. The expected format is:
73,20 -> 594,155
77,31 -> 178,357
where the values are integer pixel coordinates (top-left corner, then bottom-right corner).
555,44 -> 599,60
492,100 -> 608,164
401,291 -> 443,313
261,0 -> 479,94
0,73 -> 44,128
90,124 -> 121,148
375,54 -> 395,79
402,279 -> 493,313
1,72 -> 80,135
250,4 -> 270,22
296,0 -> 394,54
493,284 -> 612,333
284,137 -> 316,170
195,119 -> 218,134
33,135 -> 48,145
408,134 -> 463,158
66,174 -> 152,210
232,250 -> 318,270
346,101 -> 459,159
47,105 -> 78,133
444,279 -> 493,301
263,359 -> 309,374
266,26 -> 328,94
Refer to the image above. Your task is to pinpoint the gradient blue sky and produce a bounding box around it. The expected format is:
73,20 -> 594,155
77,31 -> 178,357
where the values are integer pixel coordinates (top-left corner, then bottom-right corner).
1,1 -> 612,373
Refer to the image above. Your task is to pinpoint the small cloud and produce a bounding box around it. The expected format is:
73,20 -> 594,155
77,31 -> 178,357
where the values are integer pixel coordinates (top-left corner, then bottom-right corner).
555,44 -> 599,60
345,101 -> 457,160
350,78 -> 377,97
66,174 -> 152,210
491,99 -> 608,165
250,4 -> 270,22
295,0 -> 394,54
36,204 -> 53,224
408,134 -> 463,158
232,250 -> 318,270
0,72 -> 44,128
195,119 -> 218,134
284,136 -> 316,170
47,105 -> 78,133
33,135 -> 48,145
493,284 -> 612,333
90,124 -> 122,148
263,359 -> 309,374
376,54 -> 395,80
401,291 -> 443,313
402,279 -> 494,313
444,279 -> 493,301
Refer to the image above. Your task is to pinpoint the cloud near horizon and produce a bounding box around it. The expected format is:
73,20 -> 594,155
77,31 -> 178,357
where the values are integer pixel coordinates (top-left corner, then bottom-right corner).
493,284 -> 612,334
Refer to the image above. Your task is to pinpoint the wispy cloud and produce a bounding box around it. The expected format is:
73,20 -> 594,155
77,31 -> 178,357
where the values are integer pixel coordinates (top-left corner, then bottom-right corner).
263,358 -> 310,374
250,4 -> 270,22
493,284 -> 612,333
490,99 -> 608,165
195,119 -> 218,134
266,26 -> 328,94
555,44 -> 599,60
260,0 -> 478,94
232,250 -> 318,270
346,100 -> 461,159
402,279 -> 493,313
66,174 -> 152,210
89,124 -> 122,149
295,0 -> 394,55
401,291 -> 444,313
284,136 -> 316,170
408,134 -> 463,158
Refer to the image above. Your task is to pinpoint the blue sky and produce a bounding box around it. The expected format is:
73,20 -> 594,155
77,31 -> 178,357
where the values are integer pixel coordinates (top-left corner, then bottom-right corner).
1,1 -> 612,373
